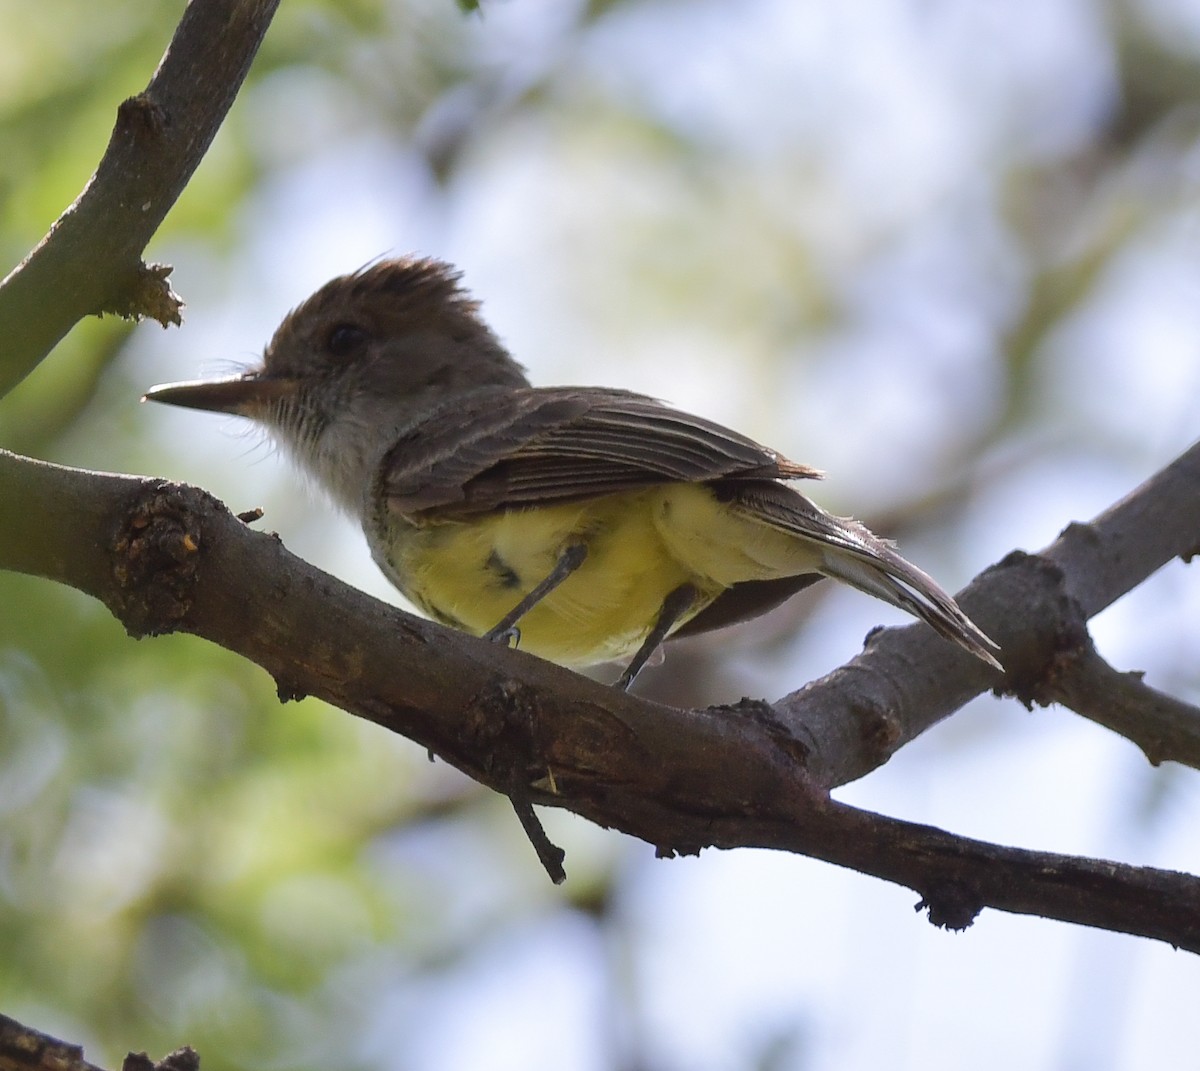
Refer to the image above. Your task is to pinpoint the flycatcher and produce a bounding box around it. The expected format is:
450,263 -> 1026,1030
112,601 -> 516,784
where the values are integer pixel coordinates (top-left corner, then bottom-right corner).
144,256 -> 1000,686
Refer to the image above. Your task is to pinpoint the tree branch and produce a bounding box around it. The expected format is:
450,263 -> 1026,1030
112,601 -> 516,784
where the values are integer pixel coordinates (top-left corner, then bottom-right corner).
0,0 -> 281,398
2,446 -> 1198,950
0,1012 -> 106,1071
0,1011 -> 196,1071
1041,643 -> 1200,769
1,0 -> 1197,954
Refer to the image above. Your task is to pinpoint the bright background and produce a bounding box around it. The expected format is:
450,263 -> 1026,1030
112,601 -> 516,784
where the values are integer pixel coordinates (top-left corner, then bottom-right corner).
3,0 -> 1200,1068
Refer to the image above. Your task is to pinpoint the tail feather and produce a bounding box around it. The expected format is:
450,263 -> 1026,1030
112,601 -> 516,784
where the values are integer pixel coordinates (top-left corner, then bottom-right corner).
718,482 -> 1001,669
818,544 -> 1001,670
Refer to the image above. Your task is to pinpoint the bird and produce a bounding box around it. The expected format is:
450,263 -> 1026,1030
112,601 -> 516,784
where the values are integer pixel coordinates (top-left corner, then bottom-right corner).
143,256 -> 1000,687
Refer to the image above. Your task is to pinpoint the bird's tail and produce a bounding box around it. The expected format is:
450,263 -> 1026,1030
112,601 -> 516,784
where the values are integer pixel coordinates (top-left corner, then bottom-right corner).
709,481 -> 1001,669
817,531 -> 1001,670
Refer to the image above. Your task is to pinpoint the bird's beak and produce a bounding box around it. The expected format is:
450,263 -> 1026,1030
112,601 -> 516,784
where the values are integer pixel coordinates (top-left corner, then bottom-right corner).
141,373 -> 298,416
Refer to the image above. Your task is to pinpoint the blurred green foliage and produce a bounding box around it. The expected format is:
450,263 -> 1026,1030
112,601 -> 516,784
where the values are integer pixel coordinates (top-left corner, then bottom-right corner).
3,1 -> 1200,1069
0,3 -> 521,1068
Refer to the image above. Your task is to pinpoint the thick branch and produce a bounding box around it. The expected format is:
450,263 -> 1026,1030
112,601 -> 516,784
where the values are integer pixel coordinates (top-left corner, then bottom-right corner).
0,0 -> 281,398
2,448 -> 1198,951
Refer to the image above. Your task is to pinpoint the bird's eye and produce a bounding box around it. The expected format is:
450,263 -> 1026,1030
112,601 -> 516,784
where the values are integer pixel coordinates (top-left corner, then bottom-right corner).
326,323 -> 369,357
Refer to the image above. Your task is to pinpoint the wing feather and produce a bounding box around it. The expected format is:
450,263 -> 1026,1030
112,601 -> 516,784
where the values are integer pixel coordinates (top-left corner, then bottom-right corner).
380,386 -> 820,516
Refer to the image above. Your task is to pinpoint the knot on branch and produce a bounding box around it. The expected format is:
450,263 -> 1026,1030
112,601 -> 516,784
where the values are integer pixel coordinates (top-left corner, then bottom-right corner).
854,692 -> 904,766
716,696 -> 813,767
116,92 -> 168,140
915,881 -> 983,932
111,483 -> 205,638
469,676 -> 546,787
98,261 -> 184,327
988,551 -> 1092,709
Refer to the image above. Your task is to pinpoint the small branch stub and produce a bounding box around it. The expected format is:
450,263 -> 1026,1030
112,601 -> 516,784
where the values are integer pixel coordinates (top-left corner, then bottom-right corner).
987,551 -> 1092,710
114,93 -> 168,140
111,484 -> 204,637
916,881 -> 984,932
99,262 -> 184,326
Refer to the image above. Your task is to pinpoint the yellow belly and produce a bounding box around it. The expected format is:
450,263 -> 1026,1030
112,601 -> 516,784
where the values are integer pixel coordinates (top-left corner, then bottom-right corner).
368,485 -> 812,668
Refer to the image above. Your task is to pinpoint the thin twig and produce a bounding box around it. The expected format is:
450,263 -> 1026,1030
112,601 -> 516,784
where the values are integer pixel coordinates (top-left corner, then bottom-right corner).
0,0 -> 281,398
1046,643 -> 1200,769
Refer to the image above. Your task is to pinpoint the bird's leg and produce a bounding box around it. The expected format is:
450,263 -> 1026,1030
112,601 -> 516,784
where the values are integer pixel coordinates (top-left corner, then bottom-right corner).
616,583 -> 699,691
485,542 -> 589,647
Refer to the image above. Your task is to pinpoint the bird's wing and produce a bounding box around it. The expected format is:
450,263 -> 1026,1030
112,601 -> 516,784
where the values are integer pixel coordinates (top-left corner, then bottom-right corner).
379,386 -> 820,516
